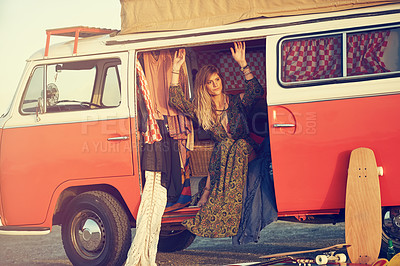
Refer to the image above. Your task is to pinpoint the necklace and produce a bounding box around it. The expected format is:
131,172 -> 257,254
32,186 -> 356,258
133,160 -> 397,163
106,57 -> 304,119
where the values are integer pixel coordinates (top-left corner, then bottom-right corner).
215,95 -> 228,112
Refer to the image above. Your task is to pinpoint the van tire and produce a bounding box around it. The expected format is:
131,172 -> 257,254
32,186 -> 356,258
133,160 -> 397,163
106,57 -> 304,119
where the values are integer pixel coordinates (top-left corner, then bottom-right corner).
158,229 -> 196,252
61,191 -> 131,266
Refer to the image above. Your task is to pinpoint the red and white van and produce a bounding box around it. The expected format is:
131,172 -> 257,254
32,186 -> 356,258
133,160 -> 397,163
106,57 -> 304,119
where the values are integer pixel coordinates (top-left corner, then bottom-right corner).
0,2 -> 399,265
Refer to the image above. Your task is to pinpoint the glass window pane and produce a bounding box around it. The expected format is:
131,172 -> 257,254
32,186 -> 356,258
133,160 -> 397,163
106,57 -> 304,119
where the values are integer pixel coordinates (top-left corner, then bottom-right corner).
47,64 -> 95,103
102,65 -> 121,107
21,66 -> 44,113
45,61 -> 96,112
281,34 -> 342,83
347,28 -> 400,76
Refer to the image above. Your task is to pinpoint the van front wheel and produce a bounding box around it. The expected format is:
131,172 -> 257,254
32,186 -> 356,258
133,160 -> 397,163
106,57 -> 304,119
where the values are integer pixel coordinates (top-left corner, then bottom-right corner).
61,191 -> 131,266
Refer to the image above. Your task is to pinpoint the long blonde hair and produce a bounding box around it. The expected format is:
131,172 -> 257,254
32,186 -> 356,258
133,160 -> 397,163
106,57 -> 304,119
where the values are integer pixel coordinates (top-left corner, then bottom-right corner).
193,65 -> 226,130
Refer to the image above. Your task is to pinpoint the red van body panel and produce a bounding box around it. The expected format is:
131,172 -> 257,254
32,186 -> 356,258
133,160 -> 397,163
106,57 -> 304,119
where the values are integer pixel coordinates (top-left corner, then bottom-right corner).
0,117 -> 140,226
269,93 -> 400,213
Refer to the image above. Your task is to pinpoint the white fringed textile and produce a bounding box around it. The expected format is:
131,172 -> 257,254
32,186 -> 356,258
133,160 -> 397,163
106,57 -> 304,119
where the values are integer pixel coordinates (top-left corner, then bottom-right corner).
125,171 -> 167,266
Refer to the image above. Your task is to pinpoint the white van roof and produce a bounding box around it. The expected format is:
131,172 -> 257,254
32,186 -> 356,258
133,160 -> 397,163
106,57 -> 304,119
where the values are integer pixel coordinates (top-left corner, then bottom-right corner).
29,3 -> 400,61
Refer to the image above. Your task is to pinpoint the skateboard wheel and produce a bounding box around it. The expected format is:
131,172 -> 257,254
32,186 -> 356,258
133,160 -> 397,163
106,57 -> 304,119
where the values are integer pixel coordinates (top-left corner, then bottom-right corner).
316,255 -> 328,265
335,253 -> 347,263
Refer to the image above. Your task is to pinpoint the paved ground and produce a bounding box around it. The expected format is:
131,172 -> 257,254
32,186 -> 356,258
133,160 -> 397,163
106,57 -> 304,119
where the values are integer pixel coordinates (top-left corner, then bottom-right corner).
0,221 -> 346,265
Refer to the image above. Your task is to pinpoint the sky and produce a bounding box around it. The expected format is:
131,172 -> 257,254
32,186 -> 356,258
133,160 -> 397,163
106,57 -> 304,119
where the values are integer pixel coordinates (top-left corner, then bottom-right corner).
0,0 -> 121,115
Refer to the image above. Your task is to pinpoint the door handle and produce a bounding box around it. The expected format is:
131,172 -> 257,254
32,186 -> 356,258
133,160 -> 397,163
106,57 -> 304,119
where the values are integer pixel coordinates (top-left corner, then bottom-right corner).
273,123 -> 295,128
107,136 -> 129,141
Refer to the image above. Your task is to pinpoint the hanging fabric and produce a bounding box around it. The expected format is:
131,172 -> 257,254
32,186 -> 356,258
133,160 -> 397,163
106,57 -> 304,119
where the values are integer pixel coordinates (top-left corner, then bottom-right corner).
125,171 -> 167,266
164,160 -> 192,212
142,117 -> 184,203
142,51 -> 176,120
167,114 -> 193,168
136,59 -> 162,144
142,50 -> 194,166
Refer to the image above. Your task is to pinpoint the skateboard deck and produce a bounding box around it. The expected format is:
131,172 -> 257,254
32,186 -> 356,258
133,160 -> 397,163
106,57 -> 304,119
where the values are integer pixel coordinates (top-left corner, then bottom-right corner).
345,147 -> 382,264
259,243 -> 350,259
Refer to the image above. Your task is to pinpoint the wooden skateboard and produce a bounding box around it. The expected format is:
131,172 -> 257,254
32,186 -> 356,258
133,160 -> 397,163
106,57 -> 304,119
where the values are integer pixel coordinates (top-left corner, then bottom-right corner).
345,147 -> 382,264
259,243 -> 350,265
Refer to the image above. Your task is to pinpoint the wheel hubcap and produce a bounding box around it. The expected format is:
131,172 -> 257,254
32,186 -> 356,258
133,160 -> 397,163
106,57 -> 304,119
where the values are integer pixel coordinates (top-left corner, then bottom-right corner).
71,210 -> 106,260
393,213 -> 400,228
383,207 -> 400,247
80,218 -> 103,251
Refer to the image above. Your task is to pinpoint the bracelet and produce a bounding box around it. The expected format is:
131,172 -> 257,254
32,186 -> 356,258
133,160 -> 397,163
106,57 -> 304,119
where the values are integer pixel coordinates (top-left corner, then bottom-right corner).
172,71 -> 179,74
203,187 -> 210,191
170,83 -> 179,86
243,69 -> 251,75
240,64 -> 249,72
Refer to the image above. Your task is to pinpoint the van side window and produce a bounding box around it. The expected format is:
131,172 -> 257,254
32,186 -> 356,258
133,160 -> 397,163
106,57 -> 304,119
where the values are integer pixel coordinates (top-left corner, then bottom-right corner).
281,34 -> 342,83
280,25 -> 400,86
347,29 -> 392,76
101,65 -> 121,107
377,28 -> 400,73
21,66 -> 44,113
20,58 -> 122,114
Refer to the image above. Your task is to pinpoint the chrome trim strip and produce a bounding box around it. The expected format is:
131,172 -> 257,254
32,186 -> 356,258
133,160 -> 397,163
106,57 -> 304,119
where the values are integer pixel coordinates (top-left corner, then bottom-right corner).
0,229 -> 51,236
342,32 -> 347,77
107,136 -> 129,141
273,123 -> 295,128
3,116 -> 132,130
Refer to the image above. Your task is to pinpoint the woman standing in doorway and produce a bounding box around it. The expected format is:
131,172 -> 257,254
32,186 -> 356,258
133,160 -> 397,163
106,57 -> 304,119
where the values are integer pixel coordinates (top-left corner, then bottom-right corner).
169,42 -> 264,238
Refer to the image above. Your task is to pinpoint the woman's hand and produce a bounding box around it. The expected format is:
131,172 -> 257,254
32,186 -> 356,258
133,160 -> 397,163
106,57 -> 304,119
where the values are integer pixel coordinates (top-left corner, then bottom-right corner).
198,189 -> 210,207
173,49 -> 186,72
230,42 -> 247,68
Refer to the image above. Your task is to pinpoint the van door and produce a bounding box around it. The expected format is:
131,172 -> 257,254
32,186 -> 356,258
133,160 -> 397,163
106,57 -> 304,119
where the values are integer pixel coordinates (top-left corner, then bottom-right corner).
1,54 -> 133,225
266,26 -> 400,213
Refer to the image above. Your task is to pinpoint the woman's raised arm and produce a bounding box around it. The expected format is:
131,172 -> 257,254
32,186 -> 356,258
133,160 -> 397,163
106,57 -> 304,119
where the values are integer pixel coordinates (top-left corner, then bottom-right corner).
231,42 -> 254,81
171,49 -> 186,85
168,49 -> 196,119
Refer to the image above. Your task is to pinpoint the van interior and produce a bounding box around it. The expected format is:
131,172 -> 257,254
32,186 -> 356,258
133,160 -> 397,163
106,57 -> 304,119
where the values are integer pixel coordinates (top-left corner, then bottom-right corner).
136,39 -> 269,211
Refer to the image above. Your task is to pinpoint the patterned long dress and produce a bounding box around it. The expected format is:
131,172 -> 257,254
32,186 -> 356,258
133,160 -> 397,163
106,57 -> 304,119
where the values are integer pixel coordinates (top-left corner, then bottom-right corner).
169,77 -> 264,238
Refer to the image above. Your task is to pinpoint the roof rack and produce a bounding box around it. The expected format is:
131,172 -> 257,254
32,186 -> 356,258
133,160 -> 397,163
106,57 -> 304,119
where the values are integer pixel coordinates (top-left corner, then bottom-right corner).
44,26 -> 117,57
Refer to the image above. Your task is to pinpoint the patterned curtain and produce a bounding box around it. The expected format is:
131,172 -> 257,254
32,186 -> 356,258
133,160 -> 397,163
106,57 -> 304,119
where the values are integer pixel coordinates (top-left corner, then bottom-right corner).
136,59 -> 162,144
281,35 -> 342,82
347,30 -> 391,76
197,50 -> 266,91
